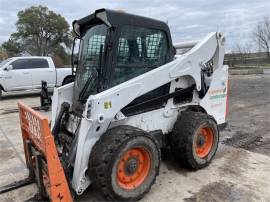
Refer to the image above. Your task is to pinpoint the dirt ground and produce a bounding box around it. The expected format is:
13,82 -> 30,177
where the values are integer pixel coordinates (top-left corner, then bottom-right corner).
222,75 -> 270,156
0,75 -> 270,202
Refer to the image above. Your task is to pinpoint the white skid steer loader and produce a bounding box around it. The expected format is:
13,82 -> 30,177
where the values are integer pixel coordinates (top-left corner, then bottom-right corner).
0,8 -> 228,202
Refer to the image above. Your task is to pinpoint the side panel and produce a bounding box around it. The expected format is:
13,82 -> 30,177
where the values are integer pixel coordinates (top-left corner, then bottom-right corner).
51,83 -> 74,129
55,68 -> 73,87
200,65 -> 229,124
109,76 -> 195,134
110,108 -> 179,134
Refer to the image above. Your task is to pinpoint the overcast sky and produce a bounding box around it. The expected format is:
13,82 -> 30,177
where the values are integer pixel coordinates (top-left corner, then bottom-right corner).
0,0 -> 270,51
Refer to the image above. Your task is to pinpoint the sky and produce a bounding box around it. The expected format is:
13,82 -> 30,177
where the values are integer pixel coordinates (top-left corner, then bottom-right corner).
0,0 -> 270,52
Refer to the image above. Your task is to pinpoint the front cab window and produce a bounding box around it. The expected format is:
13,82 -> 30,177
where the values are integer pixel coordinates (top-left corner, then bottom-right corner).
73,24 -> 108,103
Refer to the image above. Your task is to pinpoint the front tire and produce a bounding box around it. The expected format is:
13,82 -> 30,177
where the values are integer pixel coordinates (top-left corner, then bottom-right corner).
171,111 -> 219,169
88,126 -> 160,201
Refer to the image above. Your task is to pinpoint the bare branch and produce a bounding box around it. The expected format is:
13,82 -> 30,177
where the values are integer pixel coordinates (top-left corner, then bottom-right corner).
253,16 -> 270,61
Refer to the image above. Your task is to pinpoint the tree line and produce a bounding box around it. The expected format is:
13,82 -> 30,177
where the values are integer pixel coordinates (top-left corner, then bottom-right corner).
0,6 -> 72,67
226,15 -> 270,66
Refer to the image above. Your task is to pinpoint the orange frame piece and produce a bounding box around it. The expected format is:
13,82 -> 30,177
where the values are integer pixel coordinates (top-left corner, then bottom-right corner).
18,101 -> 73,202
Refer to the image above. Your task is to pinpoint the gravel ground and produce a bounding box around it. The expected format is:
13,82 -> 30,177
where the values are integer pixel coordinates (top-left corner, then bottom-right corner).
0,75 -> 270,202
221,75 -> 270,156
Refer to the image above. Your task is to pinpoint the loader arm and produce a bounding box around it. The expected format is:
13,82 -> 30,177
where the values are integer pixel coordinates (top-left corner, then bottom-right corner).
18,102 -> 73,202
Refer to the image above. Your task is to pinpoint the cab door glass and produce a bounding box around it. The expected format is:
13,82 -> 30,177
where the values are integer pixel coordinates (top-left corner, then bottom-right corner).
112,25 -> 168,86
80,27 -> 106,82
73,24 -> 108,104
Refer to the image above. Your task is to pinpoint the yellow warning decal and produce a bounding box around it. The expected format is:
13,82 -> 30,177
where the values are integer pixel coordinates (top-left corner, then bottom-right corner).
104,101 -> 112,109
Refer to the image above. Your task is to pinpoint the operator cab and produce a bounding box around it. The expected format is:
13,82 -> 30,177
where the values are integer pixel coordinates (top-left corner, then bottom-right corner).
72,9 -> 175,115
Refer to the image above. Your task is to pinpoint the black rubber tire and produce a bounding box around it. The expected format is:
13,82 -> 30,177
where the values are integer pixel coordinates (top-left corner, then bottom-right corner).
171,111 -> 219,170
0,89 -> 2,100
88,125 -> 160,201
62,76 -> 74,86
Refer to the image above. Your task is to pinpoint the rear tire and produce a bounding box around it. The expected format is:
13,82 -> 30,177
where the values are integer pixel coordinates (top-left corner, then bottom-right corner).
0,89 -> 2,100
171,111 -> 219,169
88,126 -> 160,201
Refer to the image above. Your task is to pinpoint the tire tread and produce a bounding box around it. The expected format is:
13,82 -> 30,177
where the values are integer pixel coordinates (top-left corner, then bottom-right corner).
171,111 -> 219,169
89,125 -> 160,201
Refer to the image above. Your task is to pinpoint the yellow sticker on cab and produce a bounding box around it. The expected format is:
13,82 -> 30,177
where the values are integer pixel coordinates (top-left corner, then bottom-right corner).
104,101 -> 112,109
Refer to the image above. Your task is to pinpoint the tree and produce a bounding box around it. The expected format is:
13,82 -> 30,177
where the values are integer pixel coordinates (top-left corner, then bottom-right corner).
3,6 -> 72,57
254,16 -> 270,62
0,47 -> 8,60
1,35 -> 24,57
232,43 -> 252,64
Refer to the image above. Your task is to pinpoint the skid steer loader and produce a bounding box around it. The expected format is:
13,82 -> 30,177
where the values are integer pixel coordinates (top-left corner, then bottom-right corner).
0,8 -> 228,201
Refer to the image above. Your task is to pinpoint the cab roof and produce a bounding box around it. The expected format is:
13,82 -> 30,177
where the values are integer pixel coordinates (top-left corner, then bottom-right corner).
73,8 -> 171,38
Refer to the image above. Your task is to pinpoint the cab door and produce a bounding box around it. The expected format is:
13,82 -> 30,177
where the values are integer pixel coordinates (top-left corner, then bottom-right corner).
2,59 -> 32,91
111,25 -> 172,116
30,58 -> 56,89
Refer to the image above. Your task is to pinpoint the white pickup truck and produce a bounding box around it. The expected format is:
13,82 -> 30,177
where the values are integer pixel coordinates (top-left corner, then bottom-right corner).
0,56 -> 74,98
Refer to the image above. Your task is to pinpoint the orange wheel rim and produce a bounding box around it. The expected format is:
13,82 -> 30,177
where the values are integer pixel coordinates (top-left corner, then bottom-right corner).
195,127 -> 214,158
116,147 -> 151,190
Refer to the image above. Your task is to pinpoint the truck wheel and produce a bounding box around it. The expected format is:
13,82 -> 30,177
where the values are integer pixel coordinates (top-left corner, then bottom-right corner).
62,76 -> 74,86
88,126 -> 160,201
171,111 -> 219,169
